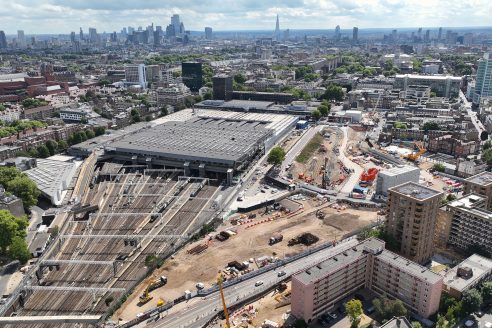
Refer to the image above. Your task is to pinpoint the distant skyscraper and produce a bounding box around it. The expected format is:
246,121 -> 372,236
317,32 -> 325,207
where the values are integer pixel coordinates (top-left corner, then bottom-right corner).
352,27 -> 358,42
17,30 -> 26,49
79,27 -> 84,41
171,14 -> 181,34
274,14 -> 280,41
438,27 -> 442,41
473,53 -> 492,104
0,31 -> 7,49
88,28 -> 98,43
205,27 -> 213,40
425,30 -> 430,42
334,25 -> 341,41
391,29 -> 397,42
70,32 -> 76,43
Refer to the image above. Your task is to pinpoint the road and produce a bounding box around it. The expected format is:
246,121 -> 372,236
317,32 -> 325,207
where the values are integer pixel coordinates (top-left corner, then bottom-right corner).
338,127 -> 364,194
460,90 -> 485,134
146,238 -> 360,328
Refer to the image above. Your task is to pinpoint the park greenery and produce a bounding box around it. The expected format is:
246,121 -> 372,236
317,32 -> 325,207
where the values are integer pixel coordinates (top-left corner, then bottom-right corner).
267,147 -> 286,166
372,297 -> 407,322
394,122 -> 408,130
431,163 -> 446,173
322,84 -> 344,102
422,121 -> 441,132
21,98 -> 48,109
437,283 -> 492,328
0,120 -> 47,139
0,210 -> 30,264
0,166 -> 40,209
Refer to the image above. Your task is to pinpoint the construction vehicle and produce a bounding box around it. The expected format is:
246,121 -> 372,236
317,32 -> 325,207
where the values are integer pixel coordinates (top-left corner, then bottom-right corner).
217,272 -> 231,328
269,233 -> 283,245
139,286 -> 153,305
157,298 -> 165,306
360,168 -> 379,184
404,142 -> 426,162
316,209 -> 325,220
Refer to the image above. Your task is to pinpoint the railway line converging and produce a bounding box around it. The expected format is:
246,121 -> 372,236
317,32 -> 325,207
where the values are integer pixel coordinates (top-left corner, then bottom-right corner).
4,165 -> 221,328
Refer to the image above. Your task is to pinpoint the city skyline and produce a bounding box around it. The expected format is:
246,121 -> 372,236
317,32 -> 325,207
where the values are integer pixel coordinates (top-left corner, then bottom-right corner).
0,0 -> 491,34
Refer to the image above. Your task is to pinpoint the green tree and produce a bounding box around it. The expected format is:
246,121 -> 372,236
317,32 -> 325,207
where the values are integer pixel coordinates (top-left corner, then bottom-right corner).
28,148 -> 38,158
481,281 -> 492,305
233,73 -> 246,84
203,91 -> 213,100
93,126 -> 106,136
345,299 -> 363,328
373,297 -> 407,322
423,121 -> 440,132
411,322 -> 423,328
323,84 -> 344,101
85,129 -> 96,139
36,145 -> 50,158
57,140 -> 68,151
462,288 -> 483,313
45,140 -> 58,156
267,147 -> 286,166
432,163 -> 446,172
8,236 -> 30,264
311,109 -> 321,121
484,148 -> 492,166
394,122 -> 408,129
7,175 -> 40,208
0,211 -> 19,254
484,140 -> 492,150
318,104 -> 330,116
0,104 -> 5,111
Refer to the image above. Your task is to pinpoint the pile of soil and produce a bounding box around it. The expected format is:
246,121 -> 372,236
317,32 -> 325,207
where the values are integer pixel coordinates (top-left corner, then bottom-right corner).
288,232 -> 319,246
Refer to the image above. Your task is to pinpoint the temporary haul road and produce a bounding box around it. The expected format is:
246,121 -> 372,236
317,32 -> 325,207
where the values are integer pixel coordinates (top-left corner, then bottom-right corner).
145,238 -> 359,328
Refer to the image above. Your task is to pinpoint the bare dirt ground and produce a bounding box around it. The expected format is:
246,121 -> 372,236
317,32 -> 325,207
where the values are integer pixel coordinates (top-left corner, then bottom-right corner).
114,200 -> 378,321
289,128 -> 342,188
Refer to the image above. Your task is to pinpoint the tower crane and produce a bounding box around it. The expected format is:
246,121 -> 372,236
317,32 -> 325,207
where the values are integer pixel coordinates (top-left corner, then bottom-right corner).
217,272 -> 231,328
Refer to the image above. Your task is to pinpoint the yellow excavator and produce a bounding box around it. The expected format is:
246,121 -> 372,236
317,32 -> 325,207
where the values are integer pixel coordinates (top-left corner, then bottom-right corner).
403,141 -> 426,162
139,285 -> 153,305
217,272 -> 231,328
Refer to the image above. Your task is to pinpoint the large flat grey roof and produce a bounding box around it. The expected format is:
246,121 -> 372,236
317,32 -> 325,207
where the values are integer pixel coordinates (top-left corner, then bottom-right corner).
443,254 -> 492,292
465,171 -> 492,187
106,117 -> 272,163
390,181 -> 442,200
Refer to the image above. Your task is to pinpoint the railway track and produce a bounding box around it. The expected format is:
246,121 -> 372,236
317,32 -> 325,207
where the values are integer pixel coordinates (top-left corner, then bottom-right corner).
5,168 -> 219,328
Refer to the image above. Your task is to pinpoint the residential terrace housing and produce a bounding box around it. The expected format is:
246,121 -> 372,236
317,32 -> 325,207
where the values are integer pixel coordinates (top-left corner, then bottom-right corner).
291,238 -> 443,323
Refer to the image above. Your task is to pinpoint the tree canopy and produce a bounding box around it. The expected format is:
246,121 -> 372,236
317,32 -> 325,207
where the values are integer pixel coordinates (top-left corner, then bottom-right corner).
322,84 -> 344,101
0,166 -> 40,208
0,210 -> 30,264
423,121 -> 441,132
311,109 -> 321,121
372,297 -> 407,322
462,289 -> 483,313
267,147 -> 286,166
345,299 -> 363,328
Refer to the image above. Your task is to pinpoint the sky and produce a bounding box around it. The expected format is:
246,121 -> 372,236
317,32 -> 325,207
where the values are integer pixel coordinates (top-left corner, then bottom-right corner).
0,0 -> 491,35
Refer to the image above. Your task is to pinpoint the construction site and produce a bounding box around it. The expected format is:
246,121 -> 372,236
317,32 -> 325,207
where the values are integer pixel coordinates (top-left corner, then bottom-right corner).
288,128 -> 345,189
1,158 -> 223,328
114,191 -> 380,323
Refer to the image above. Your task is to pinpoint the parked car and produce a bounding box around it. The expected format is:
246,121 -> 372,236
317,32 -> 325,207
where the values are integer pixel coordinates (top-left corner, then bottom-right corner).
277,271 -> 286,277
255,280 -> 264,287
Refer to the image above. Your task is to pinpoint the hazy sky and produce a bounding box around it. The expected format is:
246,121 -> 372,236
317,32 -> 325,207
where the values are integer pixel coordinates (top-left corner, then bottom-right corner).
1,0 -> 491,34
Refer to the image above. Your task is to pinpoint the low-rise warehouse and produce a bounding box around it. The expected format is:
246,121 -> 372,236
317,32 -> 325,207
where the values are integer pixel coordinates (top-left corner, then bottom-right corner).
105,109 -> 297,183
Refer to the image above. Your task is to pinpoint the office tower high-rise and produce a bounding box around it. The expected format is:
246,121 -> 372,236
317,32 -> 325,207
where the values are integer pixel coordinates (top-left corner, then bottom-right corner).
213,74 -> 233,100
391,29 -> 397,42
386,182 -> 443,264
334,25 -> 341,41
181,62 -> 203,92
0,31 -> 7,49
438,27 -> 442,40
472,53 -> 492,104
179,22 -> 185,34
205,27 -> 212,40
88,28 -> 98,43
274,14 -> 280,41
425,30 -> 430,42
17,30 -> 26,49
70,32 -> 76,43
171,14 -> 181,33
79,28 -> 84,41
352,27 -> 358,41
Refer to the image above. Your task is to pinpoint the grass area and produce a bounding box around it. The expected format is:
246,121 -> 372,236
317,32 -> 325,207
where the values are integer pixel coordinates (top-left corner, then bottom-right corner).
296,133 -> 324,163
